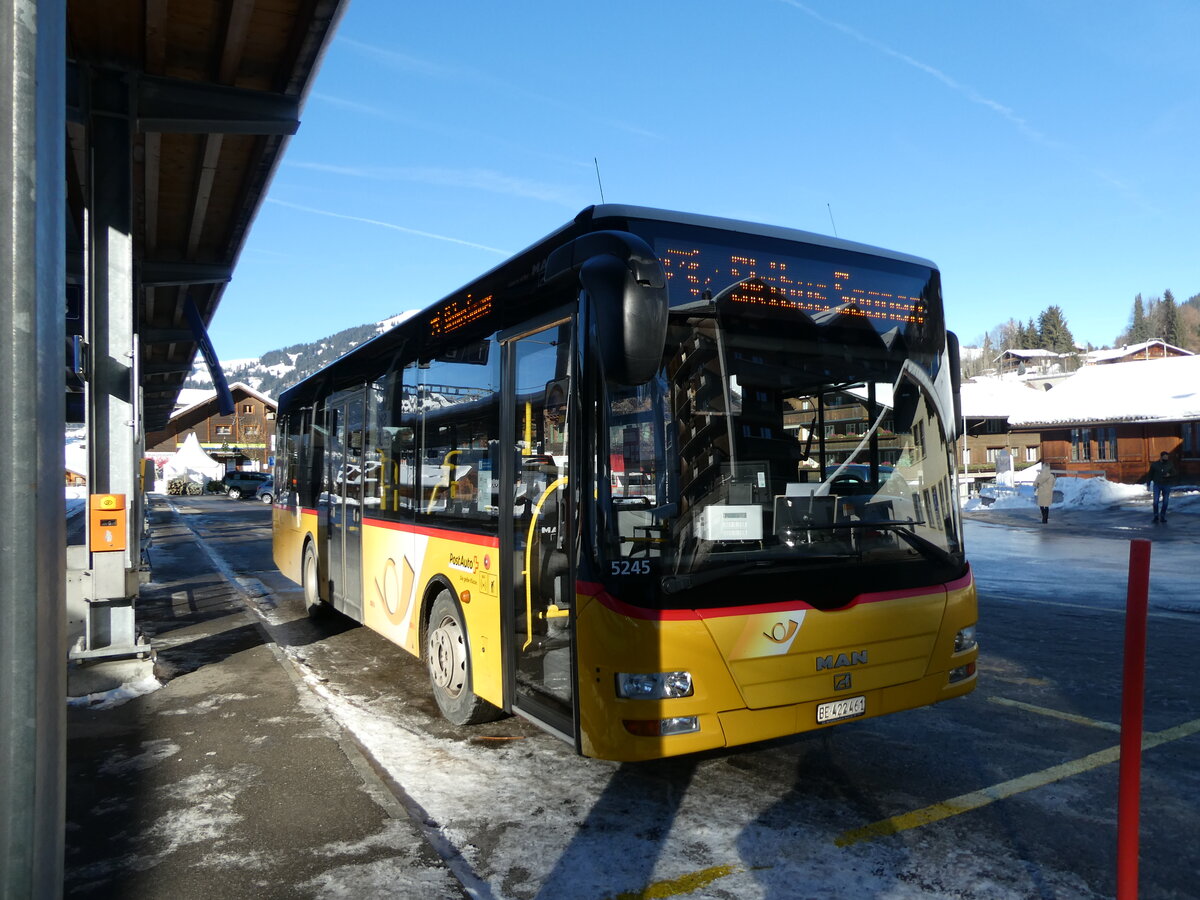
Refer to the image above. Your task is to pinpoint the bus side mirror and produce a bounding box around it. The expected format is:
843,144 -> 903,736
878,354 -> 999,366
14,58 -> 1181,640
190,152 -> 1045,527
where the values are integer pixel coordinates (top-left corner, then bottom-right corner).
946,331 -> 962,441
545,231 -> 669,386
579,252 -> 667,386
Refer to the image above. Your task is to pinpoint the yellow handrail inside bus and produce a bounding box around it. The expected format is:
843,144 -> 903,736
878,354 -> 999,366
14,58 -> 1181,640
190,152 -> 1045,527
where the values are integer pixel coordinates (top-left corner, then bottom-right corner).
523,475 -> 568,650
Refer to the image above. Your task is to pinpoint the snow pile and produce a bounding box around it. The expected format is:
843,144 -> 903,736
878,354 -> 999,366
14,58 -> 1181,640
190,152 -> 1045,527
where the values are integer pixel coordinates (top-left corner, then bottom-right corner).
68,674 -> 161,709
1055,475 -> 1145,508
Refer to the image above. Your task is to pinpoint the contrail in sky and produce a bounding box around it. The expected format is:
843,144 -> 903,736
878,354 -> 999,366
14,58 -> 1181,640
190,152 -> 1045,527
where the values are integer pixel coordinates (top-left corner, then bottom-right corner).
287,161 -> 578,206
339,35 -> 661,141
777,0 -> 1150,208
777,0 -> 1055,147
267,199 -> 509,254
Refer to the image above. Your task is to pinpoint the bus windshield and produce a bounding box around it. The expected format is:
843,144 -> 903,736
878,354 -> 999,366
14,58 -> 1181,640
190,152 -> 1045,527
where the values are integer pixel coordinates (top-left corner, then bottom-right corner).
601,289 -> 964,610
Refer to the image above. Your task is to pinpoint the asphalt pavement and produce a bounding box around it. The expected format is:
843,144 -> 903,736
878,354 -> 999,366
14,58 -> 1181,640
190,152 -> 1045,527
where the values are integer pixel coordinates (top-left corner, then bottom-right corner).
64,497 -> 466,899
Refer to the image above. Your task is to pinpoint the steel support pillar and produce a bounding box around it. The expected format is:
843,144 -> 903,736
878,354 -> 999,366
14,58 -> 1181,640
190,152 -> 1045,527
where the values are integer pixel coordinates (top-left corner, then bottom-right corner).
67,66 -> 148,662
0,1 -> 67,896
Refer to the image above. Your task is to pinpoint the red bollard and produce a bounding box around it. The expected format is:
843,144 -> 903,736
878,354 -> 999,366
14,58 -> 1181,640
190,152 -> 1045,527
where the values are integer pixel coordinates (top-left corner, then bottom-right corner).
1117,538 -> 1151,900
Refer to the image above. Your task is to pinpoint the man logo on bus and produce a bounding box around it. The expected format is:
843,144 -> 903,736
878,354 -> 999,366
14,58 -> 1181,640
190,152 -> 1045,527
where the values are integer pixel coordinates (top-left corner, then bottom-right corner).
816,650 -> 868,670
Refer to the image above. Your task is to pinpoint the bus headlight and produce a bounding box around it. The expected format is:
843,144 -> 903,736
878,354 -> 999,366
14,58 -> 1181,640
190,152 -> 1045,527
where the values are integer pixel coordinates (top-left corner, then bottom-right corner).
615,671 -> 694,699
954,625 -> 977,653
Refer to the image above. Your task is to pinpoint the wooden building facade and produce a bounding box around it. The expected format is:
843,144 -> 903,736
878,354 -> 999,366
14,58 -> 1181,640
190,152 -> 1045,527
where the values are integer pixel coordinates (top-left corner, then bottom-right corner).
145,382 -> 277,472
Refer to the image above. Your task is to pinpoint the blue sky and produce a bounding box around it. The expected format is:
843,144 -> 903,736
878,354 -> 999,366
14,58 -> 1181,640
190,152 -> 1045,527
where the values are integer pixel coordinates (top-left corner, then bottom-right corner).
209,0 -> 1200,361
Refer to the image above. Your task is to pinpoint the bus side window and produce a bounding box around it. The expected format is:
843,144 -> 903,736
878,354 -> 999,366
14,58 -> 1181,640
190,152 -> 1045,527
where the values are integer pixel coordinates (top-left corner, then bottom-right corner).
414,345 -> 500,530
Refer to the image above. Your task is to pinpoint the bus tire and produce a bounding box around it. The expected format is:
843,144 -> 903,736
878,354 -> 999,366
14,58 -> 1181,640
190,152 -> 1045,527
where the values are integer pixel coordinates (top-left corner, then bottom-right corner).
426,590 -> 502,725
302,542 -> 328,618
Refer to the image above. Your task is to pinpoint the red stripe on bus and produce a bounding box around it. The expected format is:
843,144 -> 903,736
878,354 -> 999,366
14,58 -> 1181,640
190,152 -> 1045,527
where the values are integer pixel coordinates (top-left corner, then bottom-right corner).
362,516 -> 501,548
579,565 -> 973,621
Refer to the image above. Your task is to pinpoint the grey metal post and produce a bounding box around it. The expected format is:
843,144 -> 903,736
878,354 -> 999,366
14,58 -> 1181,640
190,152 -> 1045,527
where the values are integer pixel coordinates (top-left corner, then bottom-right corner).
0,0 -> 67,896
87,69 -> 138,540
74,66 -> 145,659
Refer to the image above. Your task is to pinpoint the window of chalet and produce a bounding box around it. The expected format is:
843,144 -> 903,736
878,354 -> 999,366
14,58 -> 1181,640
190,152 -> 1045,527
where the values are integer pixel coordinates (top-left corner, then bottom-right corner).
1098,427 -> 1117,461
1072,427 -> 1117,461
1184,422 -> 1200,458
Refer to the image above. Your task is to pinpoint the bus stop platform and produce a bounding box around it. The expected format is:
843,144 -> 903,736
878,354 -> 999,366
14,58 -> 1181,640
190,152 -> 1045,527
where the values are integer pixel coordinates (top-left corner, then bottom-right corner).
64,498 -> 466,898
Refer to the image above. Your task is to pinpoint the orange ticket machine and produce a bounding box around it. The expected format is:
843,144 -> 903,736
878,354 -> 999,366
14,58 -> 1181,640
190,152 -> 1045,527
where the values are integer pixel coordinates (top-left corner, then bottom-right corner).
89,493 -> 127,552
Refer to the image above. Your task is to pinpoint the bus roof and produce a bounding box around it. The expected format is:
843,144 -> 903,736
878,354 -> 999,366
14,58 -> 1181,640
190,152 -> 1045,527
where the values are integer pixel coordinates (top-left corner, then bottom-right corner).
278,205 -> 939,412
585,205 -> 938,271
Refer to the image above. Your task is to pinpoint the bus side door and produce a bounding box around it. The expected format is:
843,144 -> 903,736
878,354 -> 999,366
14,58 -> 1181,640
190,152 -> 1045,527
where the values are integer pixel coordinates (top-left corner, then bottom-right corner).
327,390 -> 365,621
501,315 -> 576,744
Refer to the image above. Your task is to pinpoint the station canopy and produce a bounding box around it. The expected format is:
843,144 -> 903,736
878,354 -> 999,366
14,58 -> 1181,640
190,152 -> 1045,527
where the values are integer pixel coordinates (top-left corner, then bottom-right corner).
66,1 -> 348,430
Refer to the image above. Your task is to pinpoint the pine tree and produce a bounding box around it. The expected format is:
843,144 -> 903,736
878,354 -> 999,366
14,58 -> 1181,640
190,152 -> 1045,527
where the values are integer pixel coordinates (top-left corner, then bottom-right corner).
1038,305 -> 1075,353
1129,294 -> 1150,343
1160,289 -> 1180,346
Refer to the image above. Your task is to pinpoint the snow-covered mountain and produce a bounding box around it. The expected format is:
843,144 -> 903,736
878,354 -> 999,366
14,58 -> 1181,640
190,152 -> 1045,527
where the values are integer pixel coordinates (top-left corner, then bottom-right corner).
185,311 -> 417,399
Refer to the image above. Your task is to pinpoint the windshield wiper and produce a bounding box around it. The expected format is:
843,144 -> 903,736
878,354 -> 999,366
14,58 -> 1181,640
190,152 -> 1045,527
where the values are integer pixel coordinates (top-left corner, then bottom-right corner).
853,520 -> 960,568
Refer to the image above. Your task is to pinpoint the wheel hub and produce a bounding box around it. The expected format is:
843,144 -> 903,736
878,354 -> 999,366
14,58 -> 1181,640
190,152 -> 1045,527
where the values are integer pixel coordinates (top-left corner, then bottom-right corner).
428,617 -> 464,694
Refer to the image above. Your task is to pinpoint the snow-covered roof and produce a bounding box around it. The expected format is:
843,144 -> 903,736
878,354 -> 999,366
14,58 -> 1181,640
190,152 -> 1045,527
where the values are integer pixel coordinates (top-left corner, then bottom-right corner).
1083,339 -> 1192,364
1008,355 -> 1200,427
173,388 -> 214,410
170,381 -> 276,421
994,348 -> 1062,362
959,378 -> 1047,419
843,377 -> 1047,421
842,383 -> 895,408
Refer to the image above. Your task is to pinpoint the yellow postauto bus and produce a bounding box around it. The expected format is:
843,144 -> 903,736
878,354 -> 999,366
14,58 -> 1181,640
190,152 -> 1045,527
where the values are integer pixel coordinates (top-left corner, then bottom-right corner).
272,205 -> 978,761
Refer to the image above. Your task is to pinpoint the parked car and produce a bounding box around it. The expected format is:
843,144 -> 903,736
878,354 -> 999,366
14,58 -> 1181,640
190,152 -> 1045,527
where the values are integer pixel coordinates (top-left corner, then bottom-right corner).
219,471 -> 270,499
255,477 -> 274,504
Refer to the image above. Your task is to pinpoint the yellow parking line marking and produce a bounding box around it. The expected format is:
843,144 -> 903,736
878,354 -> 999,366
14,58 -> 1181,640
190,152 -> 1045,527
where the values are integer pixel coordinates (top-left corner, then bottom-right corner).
991,675 -> 1052,687
988,696 -> 1121,732
610,864 -> 742,900
835,717 -> 1200,848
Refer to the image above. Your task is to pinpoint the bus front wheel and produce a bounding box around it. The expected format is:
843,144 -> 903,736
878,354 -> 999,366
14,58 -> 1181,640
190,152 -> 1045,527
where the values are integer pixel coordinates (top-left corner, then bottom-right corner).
426,590 -> 502,725
302,543 -> 327,618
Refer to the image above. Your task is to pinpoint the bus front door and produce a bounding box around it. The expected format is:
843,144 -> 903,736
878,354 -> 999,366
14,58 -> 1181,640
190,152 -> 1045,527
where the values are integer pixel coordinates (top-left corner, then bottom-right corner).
502,318 -> 576,744
326,391 -> 365,620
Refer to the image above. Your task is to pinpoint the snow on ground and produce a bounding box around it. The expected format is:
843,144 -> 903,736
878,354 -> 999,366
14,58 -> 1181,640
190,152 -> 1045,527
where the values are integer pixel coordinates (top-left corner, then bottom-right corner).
68,674 -> 162,709
299,667 -> 1064,900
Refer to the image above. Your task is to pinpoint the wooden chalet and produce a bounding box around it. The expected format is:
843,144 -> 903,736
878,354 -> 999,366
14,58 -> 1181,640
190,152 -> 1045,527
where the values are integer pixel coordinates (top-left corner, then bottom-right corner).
1008,356 -> 1200,483
1083,340 -> 1192,366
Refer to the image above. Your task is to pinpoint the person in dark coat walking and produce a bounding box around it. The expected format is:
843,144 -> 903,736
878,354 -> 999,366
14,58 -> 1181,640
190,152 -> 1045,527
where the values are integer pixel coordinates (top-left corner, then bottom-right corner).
1145,451 -> 1177,523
